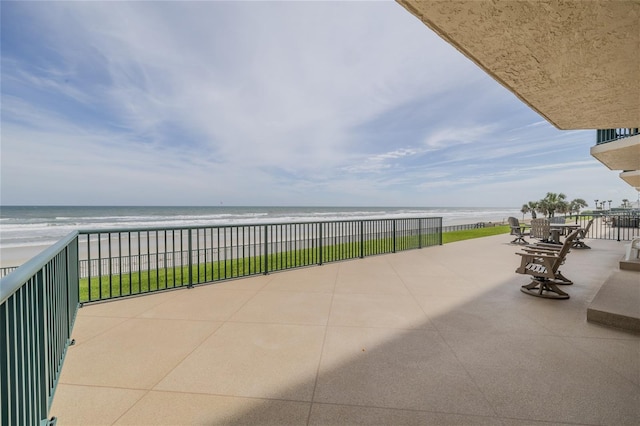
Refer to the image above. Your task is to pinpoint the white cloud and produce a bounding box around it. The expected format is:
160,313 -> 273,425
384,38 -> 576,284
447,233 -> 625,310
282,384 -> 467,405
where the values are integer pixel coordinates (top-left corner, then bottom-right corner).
422,125 -> 497,149
1,1 -> 634,207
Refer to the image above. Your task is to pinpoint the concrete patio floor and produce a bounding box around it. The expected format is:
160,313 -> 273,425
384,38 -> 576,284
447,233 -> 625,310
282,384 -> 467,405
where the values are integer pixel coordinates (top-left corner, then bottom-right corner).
50,235 -> 639,425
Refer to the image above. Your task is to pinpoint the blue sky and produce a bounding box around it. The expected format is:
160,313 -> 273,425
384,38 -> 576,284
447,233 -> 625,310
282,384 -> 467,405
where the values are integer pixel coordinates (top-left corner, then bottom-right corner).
1,1 -> 636,208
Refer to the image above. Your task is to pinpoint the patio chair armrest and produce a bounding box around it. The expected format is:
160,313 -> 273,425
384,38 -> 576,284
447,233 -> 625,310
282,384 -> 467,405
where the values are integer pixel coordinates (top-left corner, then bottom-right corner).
515,252 -> 559,261
521,247 -> 561,255
533,242 -> 562,249
524,243 -> 562,250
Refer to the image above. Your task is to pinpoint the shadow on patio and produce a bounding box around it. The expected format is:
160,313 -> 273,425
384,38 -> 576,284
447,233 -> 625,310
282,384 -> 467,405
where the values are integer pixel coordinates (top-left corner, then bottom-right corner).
50,235 -> 640,425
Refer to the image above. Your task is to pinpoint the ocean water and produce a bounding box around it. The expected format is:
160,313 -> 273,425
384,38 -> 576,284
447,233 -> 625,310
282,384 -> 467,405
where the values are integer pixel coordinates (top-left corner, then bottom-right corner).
0,205 -> 519,251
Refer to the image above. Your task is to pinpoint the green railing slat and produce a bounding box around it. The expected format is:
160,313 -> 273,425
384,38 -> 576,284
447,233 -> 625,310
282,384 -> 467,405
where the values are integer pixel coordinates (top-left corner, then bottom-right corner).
596,127 -> 639,145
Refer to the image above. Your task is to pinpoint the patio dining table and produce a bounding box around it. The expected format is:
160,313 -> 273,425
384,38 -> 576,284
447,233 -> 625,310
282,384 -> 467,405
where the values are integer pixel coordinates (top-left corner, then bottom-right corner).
549,223 -> 581,244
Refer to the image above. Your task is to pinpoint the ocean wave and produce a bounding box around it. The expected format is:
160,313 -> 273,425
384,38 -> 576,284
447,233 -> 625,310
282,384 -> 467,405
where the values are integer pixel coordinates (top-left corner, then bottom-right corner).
0,206 -> 520,250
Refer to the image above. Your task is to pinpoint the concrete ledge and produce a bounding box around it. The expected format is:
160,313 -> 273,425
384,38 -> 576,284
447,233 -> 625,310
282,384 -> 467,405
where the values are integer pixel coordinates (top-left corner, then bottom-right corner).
587,270 -> 640,332
620,258 -> 640,272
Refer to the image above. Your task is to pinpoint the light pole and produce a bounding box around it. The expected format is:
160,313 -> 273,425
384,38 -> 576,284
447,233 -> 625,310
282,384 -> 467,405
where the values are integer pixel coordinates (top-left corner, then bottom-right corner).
608,200 -> 612,211
594,199 -> 599,210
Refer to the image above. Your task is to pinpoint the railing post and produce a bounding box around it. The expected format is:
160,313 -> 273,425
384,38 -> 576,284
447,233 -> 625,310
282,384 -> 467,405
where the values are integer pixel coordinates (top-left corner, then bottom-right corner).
617,215 -> 621,242
87,235 -> 91,301
392,220 -> 397,253
263,225 -> 269,275
97,233 -> 102,299
65,247 -> 72,336
319,223 -> 323,265
418,219 -> 422,249
360,221 -> 364,258
187,229 -> 193,287
76,238 -> 81,306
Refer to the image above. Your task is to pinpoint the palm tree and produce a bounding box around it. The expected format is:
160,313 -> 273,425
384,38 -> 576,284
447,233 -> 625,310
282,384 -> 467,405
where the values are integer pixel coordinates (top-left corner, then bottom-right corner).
520,204 -> 530,221
540,192 -> 567,218
536,199 -> 550,217
569,198 -> 588,215
527,201 -> 538,219
557,200 -> 570,216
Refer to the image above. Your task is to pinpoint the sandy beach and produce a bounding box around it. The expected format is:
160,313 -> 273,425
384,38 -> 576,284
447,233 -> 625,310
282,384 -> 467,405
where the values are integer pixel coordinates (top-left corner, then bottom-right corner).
1,244 -> 53,269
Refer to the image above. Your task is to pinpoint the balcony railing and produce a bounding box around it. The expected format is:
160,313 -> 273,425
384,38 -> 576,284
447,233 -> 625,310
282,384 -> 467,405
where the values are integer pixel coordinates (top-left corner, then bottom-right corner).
571,213 -> 640,241
442,221 -> 498,232
76,217 -> 442,303
596,128 -> 640,145
0,266 -> 19,279
0,217 -> 441,425
1,231 -> 79,426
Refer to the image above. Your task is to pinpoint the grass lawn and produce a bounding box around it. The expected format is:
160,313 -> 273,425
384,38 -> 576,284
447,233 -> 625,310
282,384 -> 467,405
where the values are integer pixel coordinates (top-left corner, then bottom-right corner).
442,225 -> 510,244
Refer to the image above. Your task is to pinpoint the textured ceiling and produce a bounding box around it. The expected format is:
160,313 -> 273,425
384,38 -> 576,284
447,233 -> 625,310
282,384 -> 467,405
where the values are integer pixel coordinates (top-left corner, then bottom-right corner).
398,0 -> 640,130
590,135 -> 640,171
620,171 -> 640,189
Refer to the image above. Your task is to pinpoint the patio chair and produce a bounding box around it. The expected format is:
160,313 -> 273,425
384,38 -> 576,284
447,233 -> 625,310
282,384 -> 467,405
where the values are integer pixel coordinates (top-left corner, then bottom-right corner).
519,240 -> 570,282
529,218 -> 551,242
572,219 -> 594,249
515,229 -> 581,299
508,217 -> 530,244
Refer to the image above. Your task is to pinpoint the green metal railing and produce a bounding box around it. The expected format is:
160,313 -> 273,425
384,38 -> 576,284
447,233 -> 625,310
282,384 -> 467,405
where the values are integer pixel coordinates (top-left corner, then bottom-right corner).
596,128 -> 639,144
77,217 -> 442,303
0,217 -> 441,424
571,213 -> 639,242
1,231 -> 79,426
0,266 -> 19,279
442,222 -> 502,232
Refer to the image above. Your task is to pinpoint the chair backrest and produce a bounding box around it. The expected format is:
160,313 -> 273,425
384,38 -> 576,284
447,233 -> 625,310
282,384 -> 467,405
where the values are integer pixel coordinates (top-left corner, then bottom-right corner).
530,218 -> 550,239
551,229 -> 581,272
508,217 -> 520,235
584,218 -> 593,233
578,219 -> 594,238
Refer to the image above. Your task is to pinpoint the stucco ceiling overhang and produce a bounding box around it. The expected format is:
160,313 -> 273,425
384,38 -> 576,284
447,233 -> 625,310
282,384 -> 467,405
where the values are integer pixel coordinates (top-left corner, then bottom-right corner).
620,170 -> 640,189
590,135 -> 640,171
397,0 -> 640,130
